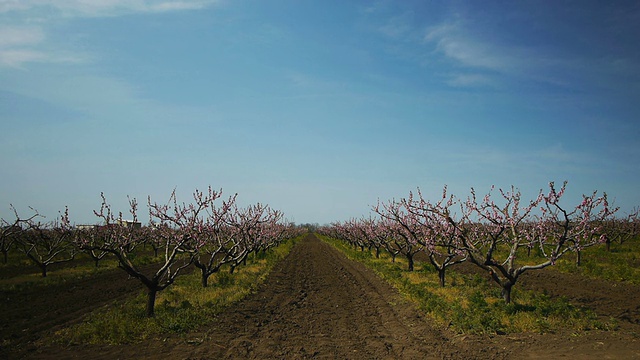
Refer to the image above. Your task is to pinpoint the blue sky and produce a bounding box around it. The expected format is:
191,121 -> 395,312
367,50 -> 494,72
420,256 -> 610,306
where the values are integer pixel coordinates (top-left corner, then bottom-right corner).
1,0 -> 639,225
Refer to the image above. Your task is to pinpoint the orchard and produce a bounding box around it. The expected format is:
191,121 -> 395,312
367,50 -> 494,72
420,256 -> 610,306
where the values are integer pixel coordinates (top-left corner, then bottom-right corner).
2,182 -> 640,359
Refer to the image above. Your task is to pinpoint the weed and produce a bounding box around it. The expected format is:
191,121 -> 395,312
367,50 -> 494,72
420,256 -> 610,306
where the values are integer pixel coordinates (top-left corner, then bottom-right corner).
320,234 -> 612,335
51,235 -> 302,345
555,236 -> 640,284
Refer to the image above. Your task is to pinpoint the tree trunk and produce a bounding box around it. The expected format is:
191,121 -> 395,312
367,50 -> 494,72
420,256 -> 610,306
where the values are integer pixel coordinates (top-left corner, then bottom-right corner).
576,250 -> 582,266
407,253 -> 414,272
201,271 -> 209,287
502,283 -> 512,304
146,287 -> 158,317
375,247 -> 380,259
2,250 -> 7,264
40,264 -> 47,278
438,268 -> 446,287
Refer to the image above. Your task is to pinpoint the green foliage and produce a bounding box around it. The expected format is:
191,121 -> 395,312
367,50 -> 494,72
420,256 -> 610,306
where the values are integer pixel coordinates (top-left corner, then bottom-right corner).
320,234 -> 613,335
450,291 -> 505,334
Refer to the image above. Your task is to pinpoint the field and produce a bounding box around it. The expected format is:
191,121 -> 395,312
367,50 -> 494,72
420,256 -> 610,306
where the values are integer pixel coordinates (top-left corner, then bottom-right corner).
1,233 -> 640,359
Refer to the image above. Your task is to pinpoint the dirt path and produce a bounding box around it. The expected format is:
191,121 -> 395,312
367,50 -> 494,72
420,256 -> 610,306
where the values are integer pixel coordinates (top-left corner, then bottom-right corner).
182,232 -> 458,359
10,234 -> 640,359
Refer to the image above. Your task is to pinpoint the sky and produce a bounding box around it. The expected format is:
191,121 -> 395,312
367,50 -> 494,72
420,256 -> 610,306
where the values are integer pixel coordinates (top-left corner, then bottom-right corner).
1,0 -> 639,225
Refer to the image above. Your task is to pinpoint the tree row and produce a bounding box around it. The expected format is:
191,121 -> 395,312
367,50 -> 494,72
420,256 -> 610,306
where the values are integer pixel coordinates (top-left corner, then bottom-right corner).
1,187 -> 305,316
320,182 -> 639,304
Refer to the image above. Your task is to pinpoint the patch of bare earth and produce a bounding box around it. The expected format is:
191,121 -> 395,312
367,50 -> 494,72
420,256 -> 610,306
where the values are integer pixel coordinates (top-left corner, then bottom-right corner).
1,263 -> 150,359
5,234 -> 640,359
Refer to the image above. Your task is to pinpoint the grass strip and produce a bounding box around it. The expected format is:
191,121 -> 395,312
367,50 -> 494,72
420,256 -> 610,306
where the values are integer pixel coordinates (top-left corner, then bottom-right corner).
319,235 -> 617,335
51,236 -> 301,345
555,239 -> 640,284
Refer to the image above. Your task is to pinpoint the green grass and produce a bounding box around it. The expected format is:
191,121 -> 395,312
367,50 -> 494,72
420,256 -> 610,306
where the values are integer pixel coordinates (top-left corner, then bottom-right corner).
449,235 -> 640,287
554,238 -> 640,284
0,251 -> 164,292
319,235 -> 616,335
481,236 -> 640,285
0,257 -> 121,292
51,236 -> 301,345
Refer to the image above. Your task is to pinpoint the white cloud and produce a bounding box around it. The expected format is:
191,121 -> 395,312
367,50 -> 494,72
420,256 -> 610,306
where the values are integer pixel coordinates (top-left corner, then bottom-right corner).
0,26 -> 46,67
0,25 -> 87,68
0,0 -> 219,17
0,49 -> 87,68
0,0 -> 31,13
0,49 -> 46,68
378,12 -> 413,39
0,0 -> 219,68
0,26 -> 44,47
423,17 -> 622,92
424,22 -> 513,72
427,19 -> 587,75
423,22 -> 456,42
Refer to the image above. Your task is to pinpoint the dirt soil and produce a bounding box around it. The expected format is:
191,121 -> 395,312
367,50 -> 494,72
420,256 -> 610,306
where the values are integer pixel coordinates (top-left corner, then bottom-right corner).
4,233 -> 640,359
1,261 -> 159,358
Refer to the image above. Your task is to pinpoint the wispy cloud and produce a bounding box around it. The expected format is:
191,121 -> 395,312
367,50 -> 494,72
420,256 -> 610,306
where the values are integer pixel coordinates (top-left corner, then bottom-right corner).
422,15 -> 631,92
424,21 -> 518,73
0,25 -> 87,68
0,0 -> 220,17
378,12 -> 413,39
0,26 -> 43,67
0,0 -> 219,68
0,26 -> 44,47
0,49 -> 46,68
